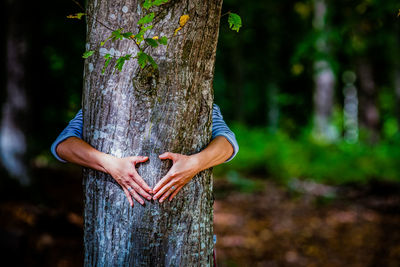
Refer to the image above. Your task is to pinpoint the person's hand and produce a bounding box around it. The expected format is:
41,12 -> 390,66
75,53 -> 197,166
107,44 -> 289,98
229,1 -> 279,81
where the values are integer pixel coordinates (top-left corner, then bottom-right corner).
152,152 -> 202,203
102,155 -> 153,207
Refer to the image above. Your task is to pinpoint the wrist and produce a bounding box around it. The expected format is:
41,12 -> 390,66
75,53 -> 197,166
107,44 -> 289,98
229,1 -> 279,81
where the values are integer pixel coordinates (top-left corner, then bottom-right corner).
98,153 -> 116,175
190,152 -> 208,173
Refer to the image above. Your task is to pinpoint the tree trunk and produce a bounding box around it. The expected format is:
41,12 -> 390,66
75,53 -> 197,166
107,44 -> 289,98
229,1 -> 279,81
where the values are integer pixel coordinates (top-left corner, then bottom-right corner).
267,83 -> 279,131
82,0 -> 222,265
357,58 -> 380,142
312,0 -> 336,141
342,71 -> 358,143
394,23 -> 400,128
231,43 -> 245,123
395,70 -> 400,127
1,0 -> 30,185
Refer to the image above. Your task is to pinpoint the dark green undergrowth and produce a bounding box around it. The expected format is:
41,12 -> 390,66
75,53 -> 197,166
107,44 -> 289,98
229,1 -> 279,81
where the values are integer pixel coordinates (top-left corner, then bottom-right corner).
214,123 -> 400,185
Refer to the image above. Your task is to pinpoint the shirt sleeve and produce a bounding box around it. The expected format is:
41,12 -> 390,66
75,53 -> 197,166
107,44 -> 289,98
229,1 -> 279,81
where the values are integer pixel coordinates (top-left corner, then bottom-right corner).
212,104 -> 239,162
50,109 -> 83,163
51,106 -> 238,163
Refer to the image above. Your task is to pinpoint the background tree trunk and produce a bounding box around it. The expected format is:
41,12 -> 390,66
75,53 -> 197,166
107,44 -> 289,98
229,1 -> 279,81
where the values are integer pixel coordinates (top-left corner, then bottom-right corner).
312,0 -> 336,141
357,58 -> 380,142
1,0 -> 31,185
393,23 -> 400,129
82,0 -> 222,265
342,70 -> 359,143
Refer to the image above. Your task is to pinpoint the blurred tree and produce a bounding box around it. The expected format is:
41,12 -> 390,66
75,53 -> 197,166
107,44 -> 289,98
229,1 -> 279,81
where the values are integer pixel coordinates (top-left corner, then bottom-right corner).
312,0 -> 336,140
357,57 -> 380,142
216,0 -> 314,132
393,23 -> 400,129
1,0 -> 32,185
342,70 -> 359,142
82,0 -> 221,265
331,0 -> 400,142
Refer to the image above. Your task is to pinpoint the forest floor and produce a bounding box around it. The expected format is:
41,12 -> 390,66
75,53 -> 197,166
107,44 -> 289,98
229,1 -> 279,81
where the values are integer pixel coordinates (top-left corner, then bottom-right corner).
1,166 -> 400,267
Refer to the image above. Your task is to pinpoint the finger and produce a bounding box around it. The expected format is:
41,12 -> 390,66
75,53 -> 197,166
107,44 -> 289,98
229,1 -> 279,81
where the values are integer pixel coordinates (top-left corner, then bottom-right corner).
153,178 -> 176,200
128,187 -> 145,205
159,182 -> 179,203
132,169 -> 153,193
128,180 -> 152,201
130,156 -> 148,164
169,185 -> 184,201
159,152 -> 178,161
155,180 -> 176,202
122,187 -> 134,207
153,171 -> 174,194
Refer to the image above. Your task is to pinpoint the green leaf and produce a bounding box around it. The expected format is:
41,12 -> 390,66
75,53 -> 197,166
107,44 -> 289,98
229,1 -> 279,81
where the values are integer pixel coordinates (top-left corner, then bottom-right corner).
142,0 -> 168,10
111,28 -> 123,41
143,0 -> 152,9
147,54 -> 158,69
228,13 -> 242,32
137,51 -> 149,68
135,25 -> 154,43
153,0 -> 168,6
158,36 -> 168,45
82,50 -> 95,58
102,54 -> 112,74
122,32 -> 134,38
137,12 -> 155,25
137,51 -> 157,69
114,54 -> 132,72
145,38 -> 159,48
67,13 -> 86,19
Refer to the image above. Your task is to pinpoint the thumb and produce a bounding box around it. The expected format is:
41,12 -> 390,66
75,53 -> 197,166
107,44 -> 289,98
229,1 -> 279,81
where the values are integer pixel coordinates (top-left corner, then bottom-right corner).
131,156 -> 148,164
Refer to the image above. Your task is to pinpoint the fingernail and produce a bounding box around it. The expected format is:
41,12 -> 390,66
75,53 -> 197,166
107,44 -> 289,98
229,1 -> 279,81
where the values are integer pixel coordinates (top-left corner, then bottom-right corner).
147,196 -> 151,200
159,199 -> 163,203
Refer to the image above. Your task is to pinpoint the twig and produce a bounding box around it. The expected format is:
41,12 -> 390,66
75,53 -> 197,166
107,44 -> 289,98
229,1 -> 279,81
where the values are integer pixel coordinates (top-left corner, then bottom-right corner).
220,11 -> 231,18
71,0 -> 85,11
70,0 -> 116,32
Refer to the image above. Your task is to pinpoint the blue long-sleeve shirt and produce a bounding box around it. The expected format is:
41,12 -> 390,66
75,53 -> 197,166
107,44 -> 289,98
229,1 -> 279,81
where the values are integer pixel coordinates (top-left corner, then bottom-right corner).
51,104 -> 239,163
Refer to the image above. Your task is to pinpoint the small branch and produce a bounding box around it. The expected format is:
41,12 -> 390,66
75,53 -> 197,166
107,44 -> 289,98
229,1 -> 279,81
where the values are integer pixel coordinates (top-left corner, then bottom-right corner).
70,0 -> 116,32
71,0 -> 85,11
95,18 -> 116,32
220,11 -> 231,18
133,39 -> 142,51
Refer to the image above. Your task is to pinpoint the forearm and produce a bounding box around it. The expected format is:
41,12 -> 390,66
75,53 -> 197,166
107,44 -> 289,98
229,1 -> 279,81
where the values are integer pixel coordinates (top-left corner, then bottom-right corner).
192,136 -> 234,172
56,137 -> 112,174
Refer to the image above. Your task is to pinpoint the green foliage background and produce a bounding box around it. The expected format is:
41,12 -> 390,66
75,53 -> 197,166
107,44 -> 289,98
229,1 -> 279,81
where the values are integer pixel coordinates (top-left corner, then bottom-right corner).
212,0 -> 400,185
27,0 -> 400,186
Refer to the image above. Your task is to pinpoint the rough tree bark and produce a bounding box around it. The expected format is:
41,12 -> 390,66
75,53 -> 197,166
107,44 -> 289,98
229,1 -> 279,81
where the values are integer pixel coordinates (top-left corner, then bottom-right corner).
82,0 -> 223,265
